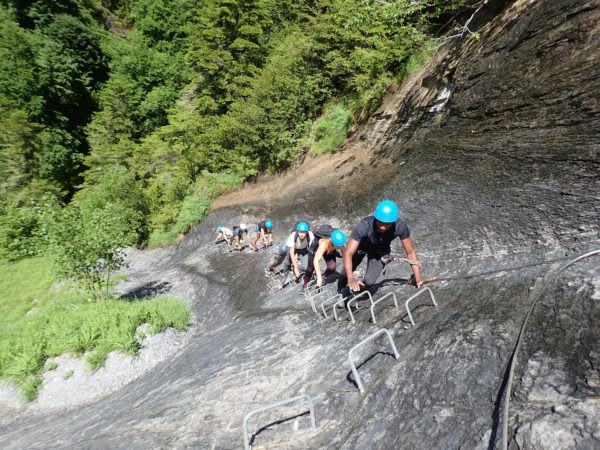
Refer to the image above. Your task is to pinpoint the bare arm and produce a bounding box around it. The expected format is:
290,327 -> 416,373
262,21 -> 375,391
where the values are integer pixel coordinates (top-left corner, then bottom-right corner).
290,247 -> 300,278
313,240 -> 328,287
343,238 -> 364,292
401,237 -> 423,287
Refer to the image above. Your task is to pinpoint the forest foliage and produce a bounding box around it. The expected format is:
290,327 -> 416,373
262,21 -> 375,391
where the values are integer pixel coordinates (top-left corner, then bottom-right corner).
1,0 -> 482,264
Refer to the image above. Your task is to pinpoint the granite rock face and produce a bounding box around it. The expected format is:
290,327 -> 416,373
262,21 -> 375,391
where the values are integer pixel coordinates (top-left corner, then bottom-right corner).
0,0 -> 598,449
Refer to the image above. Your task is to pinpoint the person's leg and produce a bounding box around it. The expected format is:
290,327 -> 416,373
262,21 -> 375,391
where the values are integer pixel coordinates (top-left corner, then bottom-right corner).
267,245 -> 287,271
323,253 -> 337,278
363,255 -> 385,288
281,252 -> 292,273
298,252 -> 309,273
303,253 -> 315,286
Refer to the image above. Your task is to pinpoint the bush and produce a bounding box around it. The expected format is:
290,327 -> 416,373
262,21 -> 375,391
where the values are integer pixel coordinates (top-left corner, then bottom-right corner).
75,165 -> 148,245
397,40 -> 438,84
40,197 -> 130,300
0,201 -> 43,261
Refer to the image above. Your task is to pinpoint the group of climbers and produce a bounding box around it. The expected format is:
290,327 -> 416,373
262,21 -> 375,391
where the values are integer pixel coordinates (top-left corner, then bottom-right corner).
215,221 -> 273,251
264,222 -> 349,292
216,200 -> 427,296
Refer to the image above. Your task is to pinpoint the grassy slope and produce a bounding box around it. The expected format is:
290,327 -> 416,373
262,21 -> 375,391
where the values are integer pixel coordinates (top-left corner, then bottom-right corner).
0,257 -> 190,400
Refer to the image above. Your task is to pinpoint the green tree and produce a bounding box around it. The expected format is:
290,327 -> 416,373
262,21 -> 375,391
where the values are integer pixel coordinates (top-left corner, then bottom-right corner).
0,98 -> 42,195
75,165 -> 148,244
184,0 -> 280,113
0,8 -> 40,111
84,30 -> 188,176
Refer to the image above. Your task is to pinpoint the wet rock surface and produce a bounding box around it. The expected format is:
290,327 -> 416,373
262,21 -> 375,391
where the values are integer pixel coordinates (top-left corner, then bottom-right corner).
1,0 -> 599,448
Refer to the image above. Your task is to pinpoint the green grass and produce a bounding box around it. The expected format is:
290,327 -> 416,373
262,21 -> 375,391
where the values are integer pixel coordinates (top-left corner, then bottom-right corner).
147,228 -> 180,247
309,104 -> 354,157
0,256 -> 190,400
173,193 -> 211,235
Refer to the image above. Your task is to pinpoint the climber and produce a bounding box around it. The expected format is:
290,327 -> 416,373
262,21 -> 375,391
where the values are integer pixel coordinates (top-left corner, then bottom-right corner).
265,222 -> 314,279
230,223 -> 251,251
214,226 -> 233,249
252,220 -> 273,250
303,227 -> 347,290
338,200 -> 425,294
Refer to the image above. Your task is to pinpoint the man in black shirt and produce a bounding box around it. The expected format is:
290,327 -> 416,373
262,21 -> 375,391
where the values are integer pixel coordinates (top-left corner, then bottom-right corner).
339,200 -> 424,294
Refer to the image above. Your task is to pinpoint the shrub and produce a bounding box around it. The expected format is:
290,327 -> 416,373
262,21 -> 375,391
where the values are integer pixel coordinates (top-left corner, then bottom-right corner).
309,105 -> 354,156
0,201 -> 43,261
40,197 -> 130,300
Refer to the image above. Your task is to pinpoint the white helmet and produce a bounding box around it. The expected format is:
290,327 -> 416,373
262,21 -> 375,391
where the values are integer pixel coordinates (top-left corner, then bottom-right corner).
239,223 -> 247,230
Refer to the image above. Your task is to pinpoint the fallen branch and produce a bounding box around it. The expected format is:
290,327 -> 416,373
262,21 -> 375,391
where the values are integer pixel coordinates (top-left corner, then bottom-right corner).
436,1 -> 488,43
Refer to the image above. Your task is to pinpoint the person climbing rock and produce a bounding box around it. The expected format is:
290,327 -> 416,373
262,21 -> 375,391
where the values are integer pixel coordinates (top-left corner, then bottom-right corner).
253,220 -> 273,250
339,200 -> 425,294
284,222 -> 314,279
214,226 -> 233,249
303,226 -> 347,290
230,223 -> 251,251
266,222 -> 314,278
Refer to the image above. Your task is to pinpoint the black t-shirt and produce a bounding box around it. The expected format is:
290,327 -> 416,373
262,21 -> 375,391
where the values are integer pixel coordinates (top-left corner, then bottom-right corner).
351,215 -> 410,255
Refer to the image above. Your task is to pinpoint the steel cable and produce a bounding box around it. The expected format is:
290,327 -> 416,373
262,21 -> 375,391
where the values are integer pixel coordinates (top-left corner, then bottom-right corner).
501,248 -> 600,450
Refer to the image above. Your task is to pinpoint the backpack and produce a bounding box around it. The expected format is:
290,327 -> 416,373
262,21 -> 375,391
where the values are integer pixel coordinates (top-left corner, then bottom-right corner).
313,224 -> 334,239
309,224 -> 335,252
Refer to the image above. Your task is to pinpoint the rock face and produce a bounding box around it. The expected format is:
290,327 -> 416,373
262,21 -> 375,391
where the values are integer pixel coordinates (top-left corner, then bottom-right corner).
0,0 -> 598,449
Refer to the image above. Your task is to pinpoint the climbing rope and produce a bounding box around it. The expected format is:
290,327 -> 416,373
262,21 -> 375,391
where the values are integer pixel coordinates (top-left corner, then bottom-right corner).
501,248 -> 600,450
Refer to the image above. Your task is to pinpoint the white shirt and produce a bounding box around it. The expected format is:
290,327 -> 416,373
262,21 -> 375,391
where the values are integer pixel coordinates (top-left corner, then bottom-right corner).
285,231 -> 315,249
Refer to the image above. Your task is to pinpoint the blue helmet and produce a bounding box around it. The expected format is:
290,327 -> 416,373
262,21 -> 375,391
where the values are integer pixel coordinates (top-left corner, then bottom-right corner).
265,220 -> 272,229
217,226 -> 224,232
297,222 -> 309,231
331,230 -> 347,247
374,200 -> 399,223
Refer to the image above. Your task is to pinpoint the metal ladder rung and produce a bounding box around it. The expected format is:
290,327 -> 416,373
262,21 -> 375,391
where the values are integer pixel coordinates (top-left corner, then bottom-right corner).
243,394 -> 317,450
348,328 -> 400,393
370,291 -> 399,324
404,287 -> 437,327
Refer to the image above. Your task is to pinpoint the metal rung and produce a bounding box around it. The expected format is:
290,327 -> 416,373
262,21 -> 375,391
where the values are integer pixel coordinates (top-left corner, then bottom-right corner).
346,290 -> 374,324
321,293 -> 343,319
348,328 -> 400,393
333,296 -> 347,322
405,287 -> 437,327
243,394 -> 317,450
307,285 -> 329,314
370,292 -> 399,324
